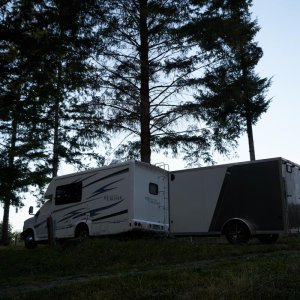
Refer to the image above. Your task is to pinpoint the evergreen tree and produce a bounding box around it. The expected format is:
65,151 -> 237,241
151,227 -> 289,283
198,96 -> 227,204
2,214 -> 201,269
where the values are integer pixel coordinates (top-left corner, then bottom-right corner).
0,0 -> 50,244
28,0 -> 106,177
94,0 -> 233,164
0,0 -> 106,244
194,0 -> 271,161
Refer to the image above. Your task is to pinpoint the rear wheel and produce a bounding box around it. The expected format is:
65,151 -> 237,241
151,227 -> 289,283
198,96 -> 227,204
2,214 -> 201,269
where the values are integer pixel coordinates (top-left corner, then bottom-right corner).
224,221 -> 250,244
24,231 -> 37,249
257,234 -> 279,244
75,224 -> 89,241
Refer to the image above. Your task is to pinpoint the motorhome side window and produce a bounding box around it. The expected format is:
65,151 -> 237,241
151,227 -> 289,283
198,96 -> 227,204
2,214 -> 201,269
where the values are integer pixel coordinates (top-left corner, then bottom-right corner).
55,182 -> 82,205
149,183 -> 158,195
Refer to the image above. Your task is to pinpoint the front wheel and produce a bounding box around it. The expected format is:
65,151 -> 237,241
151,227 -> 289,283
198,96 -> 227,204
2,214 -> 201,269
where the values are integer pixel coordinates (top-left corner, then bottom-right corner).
24,231 -> 37,249
224,221 -> 250,244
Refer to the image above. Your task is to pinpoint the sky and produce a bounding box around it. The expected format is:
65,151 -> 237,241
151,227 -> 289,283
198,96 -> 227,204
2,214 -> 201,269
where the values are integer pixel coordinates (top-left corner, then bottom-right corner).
1,0 -> 300,232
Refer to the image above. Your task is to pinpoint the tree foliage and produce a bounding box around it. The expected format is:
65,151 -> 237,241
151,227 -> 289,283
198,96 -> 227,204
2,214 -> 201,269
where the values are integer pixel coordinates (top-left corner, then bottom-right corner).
0,0 -> 106,244
94,0 -> 242,164
0,0 -> 271,244
0,0 -> 51,244
23,0 -> 107,176
194,0 -> 271,160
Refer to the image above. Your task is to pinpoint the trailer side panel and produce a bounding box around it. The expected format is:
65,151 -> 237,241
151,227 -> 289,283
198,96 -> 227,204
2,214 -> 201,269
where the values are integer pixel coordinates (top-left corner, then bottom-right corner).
169,166 -> 227,234
170,159 -> 285,235
209,159 -> 284,233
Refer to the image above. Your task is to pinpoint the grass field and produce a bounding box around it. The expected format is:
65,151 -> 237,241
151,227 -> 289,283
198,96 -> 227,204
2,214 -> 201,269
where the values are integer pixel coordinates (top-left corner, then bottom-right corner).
1,235 -> 300,299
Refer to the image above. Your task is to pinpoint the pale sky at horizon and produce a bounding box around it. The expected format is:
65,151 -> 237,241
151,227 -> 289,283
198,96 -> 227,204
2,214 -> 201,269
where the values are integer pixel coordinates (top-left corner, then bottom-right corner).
1,0 -> 299,232
233,0 -> 300,163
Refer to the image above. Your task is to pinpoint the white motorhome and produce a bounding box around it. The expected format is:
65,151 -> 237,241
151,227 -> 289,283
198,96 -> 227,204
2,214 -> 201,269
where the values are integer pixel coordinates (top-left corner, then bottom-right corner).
22,161 -> 169,248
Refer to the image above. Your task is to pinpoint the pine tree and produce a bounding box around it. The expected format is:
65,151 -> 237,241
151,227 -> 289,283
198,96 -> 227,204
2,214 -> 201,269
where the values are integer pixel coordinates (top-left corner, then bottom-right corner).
28,0 -> 107,177
194,0 -> 271,161
93,0 -> 234,164
0,0 -> 50,244
0,0 -> 106,243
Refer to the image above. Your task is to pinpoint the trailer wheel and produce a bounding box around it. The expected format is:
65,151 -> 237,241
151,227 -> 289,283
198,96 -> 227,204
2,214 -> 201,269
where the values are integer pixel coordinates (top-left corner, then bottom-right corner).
257,234 -> 279,244
24,230 -> 37,249
75,224 -> 89,241
223,221 -> 250,244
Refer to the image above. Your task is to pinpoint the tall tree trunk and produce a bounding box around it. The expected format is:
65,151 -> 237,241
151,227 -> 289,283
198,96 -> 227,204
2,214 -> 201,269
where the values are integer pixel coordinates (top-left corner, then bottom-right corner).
245,106 -> 256,161
241,53 -> 256,161
52,95 -> 60,177
139,0 -> 151,163
1,199 -> 10,245
1,99 -> 19,245
52,65 -> 62,178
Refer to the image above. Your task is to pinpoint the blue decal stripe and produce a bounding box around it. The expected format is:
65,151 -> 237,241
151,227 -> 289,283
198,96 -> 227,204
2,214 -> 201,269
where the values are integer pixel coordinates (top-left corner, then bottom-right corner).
88,179 -> 121,199
83,168 -> 129,188
57,209 -> 85,223
92,209 -> 128,222
57,199 -> 124,224
53,201 -> 84,214
89,199 -> 124,217
72,172 -> 98,184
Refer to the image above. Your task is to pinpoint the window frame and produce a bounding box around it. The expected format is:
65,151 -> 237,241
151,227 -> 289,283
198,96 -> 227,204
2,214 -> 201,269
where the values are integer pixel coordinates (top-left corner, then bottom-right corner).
149,182 -> 159,195
55,182 -> 82,206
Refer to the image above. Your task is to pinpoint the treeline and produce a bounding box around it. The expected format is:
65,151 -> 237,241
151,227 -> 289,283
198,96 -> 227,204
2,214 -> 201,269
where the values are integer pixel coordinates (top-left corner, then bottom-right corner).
0,0 -> 270,245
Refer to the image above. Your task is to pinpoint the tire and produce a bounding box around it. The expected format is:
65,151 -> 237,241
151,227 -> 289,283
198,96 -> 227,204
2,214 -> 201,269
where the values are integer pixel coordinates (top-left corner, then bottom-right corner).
24,231 -> 37,249
224,221 -> 250,244
75,224 -> 89,242
257,234 -> 279,244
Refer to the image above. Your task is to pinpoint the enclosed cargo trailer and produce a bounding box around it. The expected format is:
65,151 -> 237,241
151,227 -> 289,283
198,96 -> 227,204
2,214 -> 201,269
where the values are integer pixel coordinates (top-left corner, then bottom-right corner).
169,158 -> 300,243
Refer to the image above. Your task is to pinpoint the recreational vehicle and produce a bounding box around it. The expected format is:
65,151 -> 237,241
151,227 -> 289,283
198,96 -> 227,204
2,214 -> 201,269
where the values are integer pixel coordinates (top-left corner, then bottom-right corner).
21,161 -> 169,248
22,157 -> 300,247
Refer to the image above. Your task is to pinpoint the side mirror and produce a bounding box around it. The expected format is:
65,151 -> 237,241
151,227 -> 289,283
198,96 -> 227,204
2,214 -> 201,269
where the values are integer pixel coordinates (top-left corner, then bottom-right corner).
29,206 -> 34,215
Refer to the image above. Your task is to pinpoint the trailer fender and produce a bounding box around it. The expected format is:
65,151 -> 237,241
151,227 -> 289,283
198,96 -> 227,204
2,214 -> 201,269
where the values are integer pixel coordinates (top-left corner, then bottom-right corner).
221,218 -> 256,236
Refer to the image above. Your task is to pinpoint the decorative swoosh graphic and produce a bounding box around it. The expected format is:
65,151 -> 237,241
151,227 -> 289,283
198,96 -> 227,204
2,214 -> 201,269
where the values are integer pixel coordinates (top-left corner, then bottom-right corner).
83,168 -> 129,189
92,209 -> 128,223
89,199 -> 124,217
72,172 -> 98,183
42,168 -> 130,230
58,208 -> 87,223
88,179 -> 122,199
57,199 -> 125,224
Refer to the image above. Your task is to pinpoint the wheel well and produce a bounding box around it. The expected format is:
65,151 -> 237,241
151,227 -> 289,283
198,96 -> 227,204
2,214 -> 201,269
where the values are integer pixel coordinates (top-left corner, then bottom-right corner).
22,228 -> 34,239
75,223 -> 89,237
23,228 -> 38,249
221,218 -> 252,235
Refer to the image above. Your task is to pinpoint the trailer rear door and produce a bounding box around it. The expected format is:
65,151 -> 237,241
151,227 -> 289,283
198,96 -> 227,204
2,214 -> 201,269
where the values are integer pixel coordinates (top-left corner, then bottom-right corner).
282,161 -> 300,233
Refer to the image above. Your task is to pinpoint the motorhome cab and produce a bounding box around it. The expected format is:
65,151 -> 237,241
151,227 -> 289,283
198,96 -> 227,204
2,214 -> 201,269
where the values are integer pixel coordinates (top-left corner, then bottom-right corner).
22,161 -> 169,248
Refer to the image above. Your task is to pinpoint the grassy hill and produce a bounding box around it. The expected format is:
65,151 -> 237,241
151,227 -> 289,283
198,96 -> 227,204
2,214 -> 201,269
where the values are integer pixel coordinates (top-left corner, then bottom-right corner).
1,235 -> 300,299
